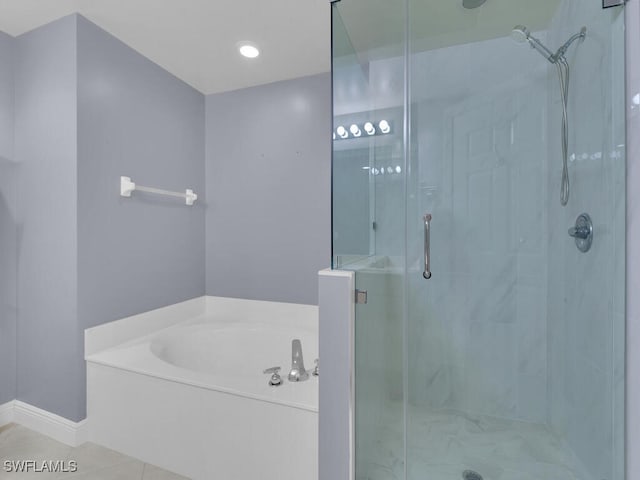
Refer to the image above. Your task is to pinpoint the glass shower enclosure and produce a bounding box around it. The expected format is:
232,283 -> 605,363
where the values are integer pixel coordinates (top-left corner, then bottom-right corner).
332,1 -> 626,479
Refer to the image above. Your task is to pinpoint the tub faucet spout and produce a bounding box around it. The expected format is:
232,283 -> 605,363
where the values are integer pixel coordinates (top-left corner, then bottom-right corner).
288,339 -> 309,382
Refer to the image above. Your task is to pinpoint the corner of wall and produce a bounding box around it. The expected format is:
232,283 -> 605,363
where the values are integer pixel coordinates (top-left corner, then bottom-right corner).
14,13 -> 81,421
0,29 -> 17,407
203,75 -> 332,305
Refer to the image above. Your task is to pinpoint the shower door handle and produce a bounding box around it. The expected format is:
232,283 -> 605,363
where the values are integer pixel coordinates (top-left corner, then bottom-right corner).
423,213 -> 432,280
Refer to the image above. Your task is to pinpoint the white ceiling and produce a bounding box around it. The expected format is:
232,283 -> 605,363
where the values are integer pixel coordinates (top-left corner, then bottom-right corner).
0,0 -> 331,95
0,0 -> 562,95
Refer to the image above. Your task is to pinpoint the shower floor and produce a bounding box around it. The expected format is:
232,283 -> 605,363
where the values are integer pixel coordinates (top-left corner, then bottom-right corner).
360,404 -> 592,480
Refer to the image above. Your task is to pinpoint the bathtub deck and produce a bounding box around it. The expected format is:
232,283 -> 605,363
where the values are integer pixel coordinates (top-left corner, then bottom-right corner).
85,296 -> 319,480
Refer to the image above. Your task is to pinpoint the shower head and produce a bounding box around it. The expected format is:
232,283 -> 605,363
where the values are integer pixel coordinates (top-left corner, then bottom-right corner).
510,24 -> 555,63
510,24 -> 587,207
510,25 -> 530,43
463,0 -> 487,8
511,25 -> 587,65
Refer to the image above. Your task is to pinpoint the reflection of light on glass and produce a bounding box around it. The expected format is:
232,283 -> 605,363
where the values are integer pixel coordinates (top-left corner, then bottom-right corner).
362,166 -> 370,170
364,122 -> 375,135
379,120 -> 390,134
396,166 -> 402,173
387,166 -> 393,173
332,133 -> 336,140
336,126 -> 348,139
350,124 -> 361,137
634,93 -> 640,105
380,167 -> 385,175
372,168 -> 379,175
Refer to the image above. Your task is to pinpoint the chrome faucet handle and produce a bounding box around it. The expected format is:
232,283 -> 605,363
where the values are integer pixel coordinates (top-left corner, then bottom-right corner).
263,366 -> 282,386
312,359 -> 319,377
568,213 -> 593,253
568,226 -> 590,239
288,339 -> 309,382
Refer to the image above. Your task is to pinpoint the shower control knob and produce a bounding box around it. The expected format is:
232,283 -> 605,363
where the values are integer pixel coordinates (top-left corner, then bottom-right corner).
568,226 -> 590,239
568,213 -> 593,253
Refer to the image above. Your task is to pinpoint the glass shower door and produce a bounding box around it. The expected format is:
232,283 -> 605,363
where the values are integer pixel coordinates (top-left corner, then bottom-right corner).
406,2 -> 625,480
332,1 -> 625,480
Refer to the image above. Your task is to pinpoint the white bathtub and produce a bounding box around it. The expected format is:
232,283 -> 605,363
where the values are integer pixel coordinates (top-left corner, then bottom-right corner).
85,296 -> 318,480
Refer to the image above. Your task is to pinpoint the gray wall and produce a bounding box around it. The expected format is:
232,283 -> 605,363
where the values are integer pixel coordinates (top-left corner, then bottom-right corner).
12,14 -> 205,421
205,74 -> 331,305
0,31 -> 16,406
8,12 -> 325,421
76,16 -> 205,419
14,15 -> 80,419
77,16 -> 205,329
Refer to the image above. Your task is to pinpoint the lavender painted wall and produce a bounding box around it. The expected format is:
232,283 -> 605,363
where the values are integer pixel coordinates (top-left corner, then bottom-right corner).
205,74 -> 331,305
12,14 -> 205,421
76,16 -> 205,419
76,16 -> 205,331
0,31 -> 16,406
14,15 -> 80,420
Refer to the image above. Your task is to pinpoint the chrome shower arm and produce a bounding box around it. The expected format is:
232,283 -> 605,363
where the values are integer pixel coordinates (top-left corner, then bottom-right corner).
554,27 -> 587,61
528,35 -> 555,63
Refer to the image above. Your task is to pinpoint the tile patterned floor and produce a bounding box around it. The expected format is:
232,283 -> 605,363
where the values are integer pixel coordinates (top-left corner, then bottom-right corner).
0,424 -> 189,479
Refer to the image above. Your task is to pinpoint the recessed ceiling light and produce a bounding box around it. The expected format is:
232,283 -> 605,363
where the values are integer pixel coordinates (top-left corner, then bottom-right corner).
238,42 -> 260,58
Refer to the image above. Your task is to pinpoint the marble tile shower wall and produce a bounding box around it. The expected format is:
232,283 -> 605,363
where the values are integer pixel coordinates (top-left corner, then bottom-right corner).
351,7 -> 624,475
406,35 -> 550,424
546,2 -> 625,480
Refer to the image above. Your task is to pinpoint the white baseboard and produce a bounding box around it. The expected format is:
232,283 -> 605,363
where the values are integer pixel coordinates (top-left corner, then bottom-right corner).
0,400 -> 87,447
